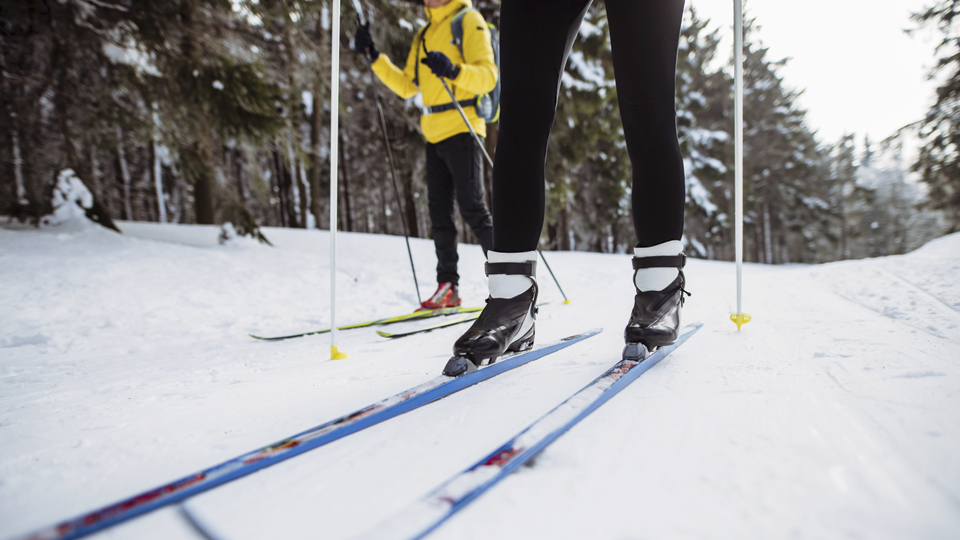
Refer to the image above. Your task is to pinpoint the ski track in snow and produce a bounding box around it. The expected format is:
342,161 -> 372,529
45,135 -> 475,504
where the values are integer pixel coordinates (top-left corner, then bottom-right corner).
1,221 -> 959,540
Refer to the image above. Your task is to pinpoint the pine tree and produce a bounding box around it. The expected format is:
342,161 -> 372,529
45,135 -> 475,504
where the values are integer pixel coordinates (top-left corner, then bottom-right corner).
127,0 -> 286,226
912,0 -> 960,231
739,18 -> 831,264
675,7 -> 731,260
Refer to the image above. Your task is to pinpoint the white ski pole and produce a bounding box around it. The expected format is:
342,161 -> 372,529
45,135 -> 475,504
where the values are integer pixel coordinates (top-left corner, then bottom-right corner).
330,0 -> 348,359
731,0 -> 750,331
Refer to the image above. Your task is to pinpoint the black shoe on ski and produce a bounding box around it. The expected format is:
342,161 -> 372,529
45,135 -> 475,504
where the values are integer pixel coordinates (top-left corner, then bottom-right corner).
623,254 -> 690,361
443,262 -> 538,377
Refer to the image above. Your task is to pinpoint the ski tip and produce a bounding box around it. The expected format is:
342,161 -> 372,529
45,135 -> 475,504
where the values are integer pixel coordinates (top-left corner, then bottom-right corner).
247,334 -> 284,341
330,346 -> 349,360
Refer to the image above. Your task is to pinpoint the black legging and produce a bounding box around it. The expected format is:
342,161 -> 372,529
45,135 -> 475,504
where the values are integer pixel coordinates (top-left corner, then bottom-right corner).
492,0 -> 686,251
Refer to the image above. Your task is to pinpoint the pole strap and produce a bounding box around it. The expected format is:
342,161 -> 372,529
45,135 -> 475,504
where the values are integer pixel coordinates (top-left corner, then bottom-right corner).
485,261 -> 536,276
632,253 -> 686,270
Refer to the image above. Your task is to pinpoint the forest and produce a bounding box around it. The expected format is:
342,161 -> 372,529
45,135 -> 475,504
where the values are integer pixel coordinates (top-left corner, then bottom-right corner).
2,0 -> 958,263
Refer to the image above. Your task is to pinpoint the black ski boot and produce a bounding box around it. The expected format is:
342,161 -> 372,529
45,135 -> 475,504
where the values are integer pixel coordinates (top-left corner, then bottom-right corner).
623,254 -> 690,361
443,261 -> 538,377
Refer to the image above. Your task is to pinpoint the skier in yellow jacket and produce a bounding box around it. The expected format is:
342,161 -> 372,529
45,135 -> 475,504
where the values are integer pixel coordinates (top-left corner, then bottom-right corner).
355,0 -> 496,311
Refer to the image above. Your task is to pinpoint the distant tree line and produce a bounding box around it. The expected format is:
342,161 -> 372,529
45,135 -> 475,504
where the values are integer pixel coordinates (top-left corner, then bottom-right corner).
0,0 -> 952,262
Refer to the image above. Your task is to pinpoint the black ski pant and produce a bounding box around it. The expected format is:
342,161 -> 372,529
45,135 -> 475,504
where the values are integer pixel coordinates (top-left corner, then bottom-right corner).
426,132 -> 494,285
493,0 -> 686,251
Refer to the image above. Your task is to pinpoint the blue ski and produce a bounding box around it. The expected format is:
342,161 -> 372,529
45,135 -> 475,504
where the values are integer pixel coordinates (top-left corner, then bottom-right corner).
19,329 -> 601,540
354,323 -> 702,540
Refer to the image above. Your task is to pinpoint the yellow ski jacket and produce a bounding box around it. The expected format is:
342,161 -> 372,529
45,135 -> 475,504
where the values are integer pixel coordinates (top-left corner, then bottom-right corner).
371,0 -> 496,143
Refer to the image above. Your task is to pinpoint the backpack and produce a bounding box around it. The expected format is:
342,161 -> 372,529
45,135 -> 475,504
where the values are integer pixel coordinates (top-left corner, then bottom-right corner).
450,8 -> 500,123
414,8 -> 501,123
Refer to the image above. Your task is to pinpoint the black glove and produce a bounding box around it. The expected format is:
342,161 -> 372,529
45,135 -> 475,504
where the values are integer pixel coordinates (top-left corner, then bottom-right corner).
421,51 -> 460,80
354,23 -> 379,61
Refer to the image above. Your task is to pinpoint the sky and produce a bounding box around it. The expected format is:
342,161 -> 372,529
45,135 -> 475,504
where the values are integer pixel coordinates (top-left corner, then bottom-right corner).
688,0 -> 940,148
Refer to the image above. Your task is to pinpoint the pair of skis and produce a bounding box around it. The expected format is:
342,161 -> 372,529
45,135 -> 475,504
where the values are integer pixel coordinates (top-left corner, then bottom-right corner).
249,306 -> 483,341
21,324 -> 700,540
252,304 -> 548,340
353,323 -> 702,540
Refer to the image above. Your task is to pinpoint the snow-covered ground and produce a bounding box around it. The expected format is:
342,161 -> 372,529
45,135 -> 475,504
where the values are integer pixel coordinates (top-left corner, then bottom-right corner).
2,219 -> 958,540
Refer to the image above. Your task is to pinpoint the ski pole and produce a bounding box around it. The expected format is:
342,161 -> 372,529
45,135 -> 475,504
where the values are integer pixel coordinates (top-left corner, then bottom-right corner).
429,46 -> 570,304
329,0 -> 348,359
536,247 -> 569,304
352,8 -> 422,306
731,0 -> 750,331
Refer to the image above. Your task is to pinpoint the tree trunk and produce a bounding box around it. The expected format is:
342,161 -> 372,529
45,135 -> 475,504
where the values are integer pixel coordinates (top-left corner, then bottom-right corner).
271,145 -> 287,227
309,91 -> 324,228
338,133 -> 353,232
12,125 -> 27,205
89,145 -> 101,203
230,147 -> 249,203
547,222 -> 558,250
610,222 -> 619,254
116,128 -> 133,221
54,54 -> 81,176
179,1 -> 217,225
838,176 -> 848,260
762,201 -> 773,264
152,115 -> 167,223
403,170 -> 419,238
297,159 -> 310,228
379,183 -> 389,234
192,140 -> 217,225
274,144 -> 299,228
755,226 -> 764,264
292,147 -> 307,229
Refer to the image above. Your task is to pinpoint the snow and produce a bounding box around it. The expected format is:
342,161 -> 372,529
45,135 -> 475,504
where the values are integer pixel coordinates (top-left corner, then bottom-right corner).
39,169 -> 95,230
1,219 -> 959,540
101,42 -> 161,78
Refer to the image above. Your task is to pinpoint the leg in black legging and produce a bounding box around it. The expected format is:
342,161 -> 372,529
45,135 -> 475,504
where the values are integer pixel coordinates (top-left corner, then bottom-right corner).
426,142 -> 460,285
606,0 -> 686,247
492,0 -> 592,252
492,0 -> 685,251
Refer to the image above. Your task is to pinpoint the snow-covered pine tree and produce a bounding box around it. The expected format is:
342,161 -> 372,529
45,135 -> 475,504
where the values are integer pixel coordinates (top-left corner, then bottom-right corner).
675,7 -> 730,260
740,18 -> 832,264
127,0 -> 286,228
832,133 -> 859,259
912,0 -> 960,232
0,0 -> 132,224
859,130 -> 948,256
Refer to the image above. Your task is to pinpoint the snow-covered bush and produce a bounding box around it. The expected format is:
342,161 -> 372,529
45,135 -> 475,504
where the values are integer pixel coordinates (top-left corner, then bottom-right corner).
219,221 -> 272,247
40,169 -> 120,232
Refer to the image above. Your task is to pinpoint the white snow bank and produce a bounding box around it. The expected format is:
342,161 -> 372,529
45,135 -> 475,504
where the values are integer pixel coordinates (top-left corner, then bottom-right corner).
1,223 -> 958,540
